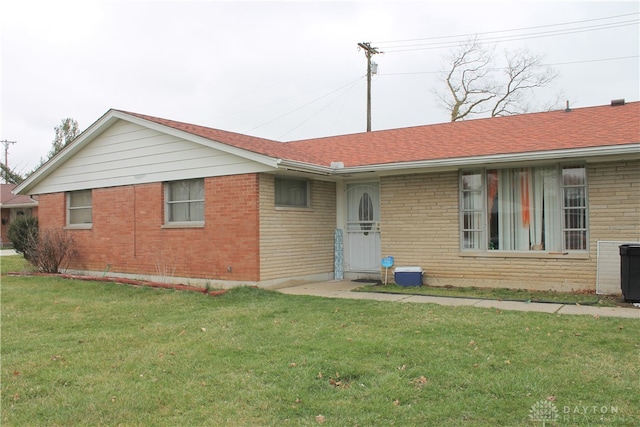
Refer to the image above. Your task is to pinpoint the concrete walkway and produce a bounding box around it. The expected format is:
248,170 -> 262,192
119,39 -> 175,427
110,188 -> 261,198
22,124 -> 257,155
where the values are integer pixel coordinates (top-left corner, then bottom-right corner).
278,280 -> 640,319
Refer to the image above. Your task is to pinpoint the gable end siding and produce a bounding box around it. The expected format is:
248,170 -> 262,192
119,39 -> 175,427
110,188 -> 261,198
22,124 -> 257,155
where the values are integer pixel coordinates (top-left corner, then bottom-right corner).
29,120 -> 275,195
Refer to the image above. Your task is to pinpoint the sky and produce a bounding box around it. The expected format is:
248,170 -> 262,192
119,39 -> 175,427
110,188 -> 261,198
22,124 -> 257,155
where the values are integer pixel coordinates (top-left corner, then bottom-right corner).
1,0 -> 638,175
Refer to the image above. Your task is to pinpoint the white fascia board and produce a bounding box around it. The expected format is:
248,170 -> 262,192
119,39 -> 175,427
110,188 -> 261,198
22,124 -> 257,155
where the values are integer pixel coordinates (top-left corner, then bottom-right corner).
276,159 -> 335,175
0,201 -> 38,208
332,144 -> 640,175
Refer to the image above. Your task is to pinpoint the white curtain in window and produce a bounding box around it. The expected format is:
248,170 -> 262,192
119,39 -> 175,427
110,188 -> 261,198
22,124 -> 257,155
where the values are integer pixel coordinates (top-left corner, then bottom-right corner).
497,167 -> 561,251
530,167 -> 560,251
168,180 -> 204,222
498,169 -> 530,250
542,167 -> 560,251
170,181 -> 189,221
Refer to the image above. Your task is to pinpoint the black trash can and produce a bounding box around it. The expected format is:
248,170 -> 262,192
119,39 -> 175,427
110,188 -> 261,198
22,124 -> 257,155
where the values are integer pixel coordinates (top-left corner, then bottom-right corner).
619,244 -> 640,302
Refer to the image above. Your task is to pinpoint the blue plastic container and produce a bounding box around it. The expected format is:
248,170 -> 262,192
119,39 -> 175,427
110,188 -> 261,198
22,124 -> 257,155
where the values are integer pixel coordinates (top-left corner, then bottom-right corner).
394,266 -> 423,287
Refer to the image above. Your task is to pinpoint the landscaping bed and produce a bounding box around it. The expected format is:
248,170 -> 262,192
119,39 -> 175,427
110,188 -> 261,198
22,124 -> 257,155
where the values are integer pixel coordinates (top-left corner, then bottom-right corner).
354,283 -> 629,307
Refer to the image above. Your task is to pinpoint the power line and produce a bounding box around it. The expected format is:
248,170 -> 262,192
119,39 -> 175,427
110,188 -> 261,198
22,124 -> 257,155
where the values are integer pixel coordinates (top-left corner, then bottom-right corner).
380,20 -> 638,53
278,78 -> 363,139
246,76 -> 364,133
379,55 -> 640,76
373,12 -> 639,45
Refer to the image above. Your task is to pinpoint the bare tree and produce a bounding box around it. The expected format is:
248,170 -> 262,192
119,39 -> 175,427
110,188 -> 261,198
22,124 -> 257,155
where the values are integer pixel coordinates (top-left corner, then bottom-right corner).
437,38 -> 558,121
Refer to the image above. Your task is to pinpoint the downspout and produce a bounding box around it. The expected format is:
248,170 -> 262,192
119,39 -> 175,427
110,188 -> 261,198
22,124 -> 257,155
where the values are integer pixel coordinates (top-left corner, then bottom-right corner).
132,184 -> 137,257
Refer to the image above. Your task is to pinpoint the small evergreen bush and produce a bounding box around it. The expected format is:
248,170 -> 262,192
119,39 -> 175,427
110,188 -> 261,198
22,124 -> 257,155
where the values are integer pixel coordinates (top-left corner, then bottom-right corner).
7,216 -> 38,262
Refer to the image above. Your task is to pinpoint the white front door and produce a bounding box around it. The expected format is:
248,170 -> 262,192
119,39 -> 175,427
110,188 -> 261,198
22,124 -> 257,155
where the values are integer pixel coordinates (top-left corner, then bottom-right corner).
345,182 -> 381,273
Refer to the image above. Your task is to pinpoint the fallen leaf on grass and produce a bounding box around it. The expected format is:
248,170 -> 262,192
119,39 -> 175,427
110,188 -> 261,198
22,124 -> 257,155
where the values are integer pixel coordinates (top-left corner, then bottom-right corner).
411,375 -> 428,389
315,414 -> 325,423
393,399 -> 401,406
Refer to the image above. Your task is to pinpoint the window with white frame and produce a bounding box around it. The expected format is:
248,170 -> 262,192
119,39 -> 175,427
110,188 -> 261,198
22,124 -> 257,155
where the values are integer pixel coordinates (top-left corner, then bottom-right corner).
67,190 -> 92,226
460,165 -> 587,252
165,179 -> 204,223
275,177 -> 309,208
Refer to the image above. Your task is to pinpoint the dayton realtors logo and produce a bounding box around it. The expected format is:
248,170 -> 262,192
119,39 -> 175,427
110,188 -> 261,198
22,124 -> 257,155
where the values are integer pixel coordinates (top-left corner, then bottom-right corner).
529,400 -> 559,426
529,400 -> 628,425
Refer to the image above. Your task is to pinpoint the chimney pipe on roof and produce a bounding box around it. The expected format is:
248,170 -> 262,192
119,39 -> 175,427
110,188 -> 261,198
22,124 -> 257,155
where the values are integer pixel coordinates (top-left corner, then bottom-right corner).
611,98 -> 625,106
564,100 -> 571,112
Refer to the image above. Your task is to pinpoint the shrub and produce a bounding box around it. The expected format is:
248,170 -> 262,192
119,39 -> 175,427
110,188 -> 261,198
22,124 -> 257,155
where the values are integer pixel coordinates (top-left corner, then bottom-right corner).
7,216 -> 39,262
7,218 -> 75,273
31,228 -> 75,273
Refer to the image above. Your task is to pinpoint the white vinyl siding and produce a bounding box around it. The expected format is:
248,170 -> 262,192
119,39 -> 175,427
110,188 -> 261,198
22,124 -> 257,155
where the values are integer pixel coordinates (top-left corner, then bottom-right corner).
67,190 -> 92,227
29,120 -> 276,194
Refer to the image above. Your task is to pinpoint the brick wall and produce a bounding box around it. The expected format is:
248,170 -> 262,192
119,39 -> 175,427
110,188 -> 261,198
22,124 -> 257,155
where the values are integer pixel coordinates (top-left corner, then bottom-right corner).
39,175 -> 261,281
259,174 -> 336,281
380,160 -> 640,292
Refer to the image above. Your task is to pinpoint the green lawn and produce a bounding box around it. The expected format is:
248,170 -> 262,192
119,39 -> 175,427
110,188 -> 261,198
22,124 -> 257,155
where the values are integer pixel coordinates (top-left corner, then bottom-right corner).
1,256 -> 639,426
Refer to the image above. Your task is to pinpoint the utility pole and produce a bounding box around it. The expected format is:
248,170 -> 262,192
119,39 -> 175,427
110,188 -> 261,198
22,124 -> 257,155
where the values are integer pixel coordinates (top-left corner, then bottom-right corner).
358,42 -> 381,132
1,140 -> 17,183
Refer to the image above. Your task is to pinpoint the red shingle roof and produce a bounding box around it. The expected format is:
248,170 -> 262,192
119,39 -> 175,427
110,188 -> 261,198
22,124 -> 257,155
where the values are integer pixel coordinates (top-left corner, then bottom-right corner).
121,102 -> 639,168
1,184 -> 38,207
287,101 -> 640,166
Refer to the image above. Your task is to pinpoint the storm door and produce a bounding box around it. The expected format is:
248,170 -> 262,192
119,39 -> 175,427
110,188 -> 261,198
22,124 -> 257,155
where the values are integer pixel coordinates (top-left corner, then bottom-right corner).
345,182 -> 381,272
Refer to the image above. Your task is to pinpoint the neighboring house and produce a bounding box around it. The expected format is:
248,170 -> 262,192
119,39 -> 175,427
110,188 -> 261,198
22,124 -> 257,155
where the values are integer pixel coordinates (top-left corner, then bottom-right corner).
14,101 -> 640,292
1,183 -> 38,247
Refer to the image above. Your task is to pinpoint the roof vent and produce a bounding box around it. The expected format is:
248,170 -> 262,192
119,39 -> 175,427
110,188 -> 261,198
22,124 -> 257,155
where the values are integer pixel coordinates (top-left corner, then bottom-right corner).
611,98 -> 625,106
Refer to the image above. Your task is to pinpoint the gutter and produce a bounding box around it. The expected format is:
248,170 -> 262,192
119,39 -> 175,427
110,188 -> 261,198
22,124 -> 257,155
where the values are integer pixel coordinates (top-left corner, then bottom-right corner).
328,143 -> 640,175
276,159 -> 337,175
